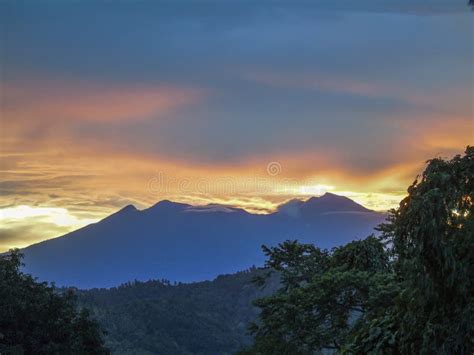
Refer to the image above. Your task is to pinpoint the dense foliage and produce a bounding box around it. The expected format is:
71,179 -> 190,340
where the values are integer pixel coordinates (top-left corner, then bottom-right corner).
247,147 -> 473,354
77,268 -> 279,354
378,146 -> 474,353
244,237 -> 398,354
0,250 -> 108,354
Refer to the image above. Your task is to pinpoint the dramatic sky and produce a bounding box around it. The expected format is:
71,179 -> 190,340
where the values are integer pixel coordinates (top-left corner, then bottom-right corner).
0,0 -> 473,251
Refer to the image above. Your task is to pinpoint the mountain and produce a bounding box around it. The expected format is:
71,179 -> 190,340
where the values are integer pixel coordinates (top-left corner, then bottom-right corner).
277,192 -> 371,218
22,193 -> 386,288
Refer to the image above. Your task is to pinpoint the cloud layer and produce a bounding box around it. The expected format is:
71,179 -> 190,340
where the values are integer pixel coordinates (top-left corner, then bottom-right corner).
0,0 -> 472,250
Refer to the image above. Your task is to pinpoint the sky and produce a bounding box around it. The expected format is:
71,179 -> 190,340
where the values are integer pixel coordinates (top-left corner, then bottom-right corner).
0,0 -> 473,251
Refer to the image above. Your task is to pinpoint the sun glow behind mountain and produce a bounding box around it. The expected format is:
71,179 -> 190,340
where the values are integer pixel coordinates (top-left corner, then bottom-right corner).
0,0 -> 472,251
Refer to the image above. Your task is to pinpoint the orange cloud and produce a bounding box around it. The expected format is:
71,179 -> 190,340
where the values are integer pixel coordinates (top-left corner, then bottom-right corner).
414,117 -> 474,152
385,113 -> 474,159
2,78 -> 205,123
1,77 -> 471,251
1,139 -> 470,251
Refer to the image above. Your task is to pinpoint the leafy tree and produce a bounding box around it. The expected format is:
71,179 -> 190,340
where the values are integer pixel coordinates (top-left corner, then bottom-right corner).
247,237 -> 398,353
377,146 -> 474,354
247,147 -> 473,354
0,250 -> 109,354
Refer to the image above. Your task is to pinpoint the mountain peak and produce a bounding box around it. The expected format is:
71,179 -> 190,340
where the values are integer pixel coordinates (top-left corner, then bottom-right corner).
303,193 -> 370,214
306,192 -> 342,202
120,204 -> 138,212
101,204 -> 138,223
319,192 -> 338,199
146,199 -> 191,213
278,193 -> 371,218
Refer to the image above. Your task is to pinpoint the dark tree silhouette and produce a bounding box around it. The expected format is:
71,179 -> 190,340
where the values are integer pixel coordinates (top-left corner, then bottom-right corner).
245,147 -> 474,354
0,250 -> 109,354
378,146 -> 474,353
244,237 -> 398,353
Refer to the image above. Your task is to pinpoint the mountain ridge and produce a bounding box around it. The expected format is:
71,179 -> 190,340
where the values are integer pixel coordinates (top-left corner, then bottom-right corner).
22,194 -> 385,289
93,192 -> 374,218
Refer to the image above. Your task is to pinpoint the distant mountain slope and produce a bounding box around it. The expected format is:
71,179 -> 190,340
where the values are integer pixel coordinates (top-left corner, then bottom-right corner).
77,268 -> 278,355
22,193 -> 386,288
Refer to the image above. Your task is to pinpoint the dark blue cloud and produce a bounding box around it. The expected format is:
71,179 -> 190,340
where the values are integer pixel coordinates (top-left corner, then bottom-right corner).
1,0 -> 471,169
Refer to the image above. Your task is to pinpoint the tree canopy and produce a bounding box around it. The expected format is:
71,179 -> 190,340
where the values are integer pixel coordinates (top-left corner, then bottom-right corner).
0,250 -> 109,354
247,147 -> 474,354
378,146 -> 474,353
76,268 -> 278,354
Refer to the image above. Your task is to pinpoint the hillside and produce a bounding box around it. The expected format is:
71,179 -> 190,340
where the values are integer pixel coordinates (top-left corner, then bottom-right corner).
76,268 -> 278,354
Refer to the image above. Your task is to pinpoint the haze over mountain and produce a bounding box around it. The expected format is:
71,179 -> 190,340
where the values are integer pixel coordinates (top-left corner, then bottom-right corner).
22,193 -> 385,289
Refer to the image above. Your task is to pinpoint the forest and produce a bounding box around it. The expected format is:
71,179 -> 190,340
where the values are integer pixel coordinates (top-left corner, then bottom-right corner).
76,269 -> 278,354
0,147 -> 472,354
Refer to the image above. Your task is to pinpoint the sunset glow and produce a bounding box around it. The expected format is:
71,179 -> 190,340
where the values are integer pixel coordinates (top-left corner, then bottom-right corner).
0,1 -> 472,251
